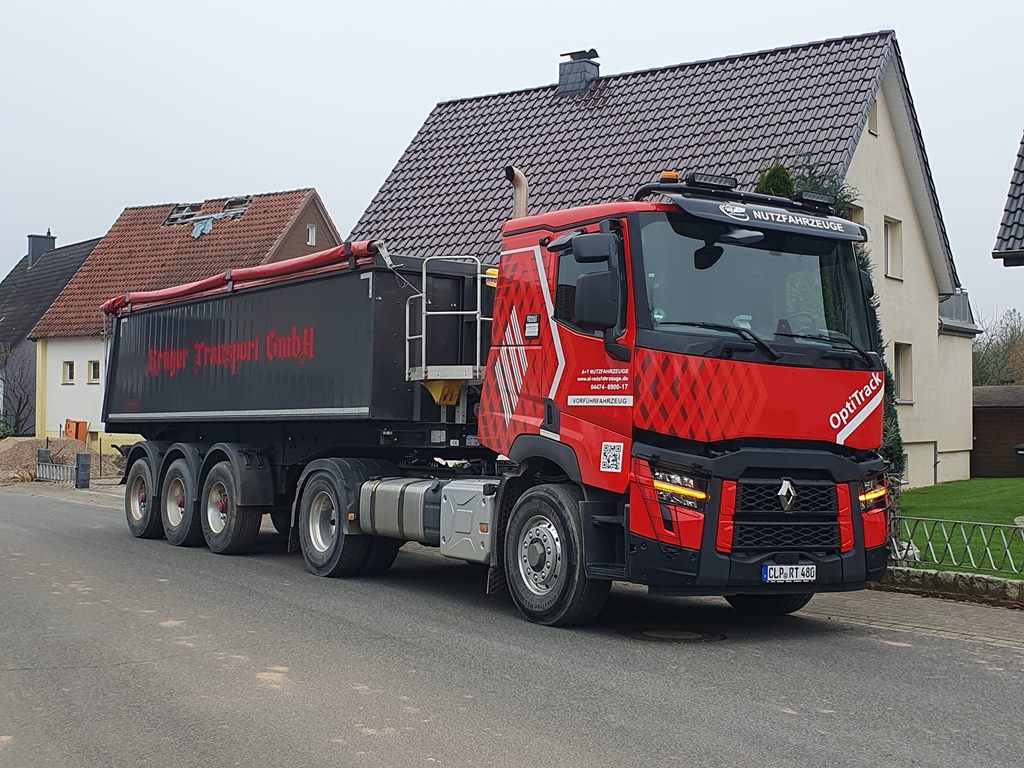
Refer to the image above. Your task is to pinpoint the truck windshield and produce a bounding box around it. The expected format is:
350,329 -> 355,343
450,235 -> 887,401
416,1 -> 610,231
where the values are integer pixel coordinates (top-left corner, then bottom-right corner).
636,212 -> 874,355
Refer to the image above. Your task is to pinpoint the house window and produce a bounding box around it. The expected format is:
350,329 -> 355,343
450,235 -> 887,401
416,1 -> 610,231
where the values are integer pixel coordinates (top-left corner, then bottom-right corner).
306,224 -> 317,247
62,360 -> 75,384
87,360 -> 101,384
846,204 -> 865,225
884,217 -> 903,279
894,343 -> 913,402
867,100 -> 878,135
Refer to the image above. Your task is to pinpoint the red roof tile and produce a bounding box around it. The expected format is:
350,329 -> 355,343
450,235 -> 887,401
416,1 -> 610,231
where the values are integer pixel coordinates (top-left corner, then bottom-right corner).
31,189 -> 314,338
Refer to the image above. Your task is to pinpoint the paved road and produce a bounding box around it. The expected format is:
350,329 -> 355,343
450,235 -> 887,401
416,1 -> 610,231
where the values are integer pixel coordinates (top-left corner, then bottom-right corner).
1,485 -> 1022,768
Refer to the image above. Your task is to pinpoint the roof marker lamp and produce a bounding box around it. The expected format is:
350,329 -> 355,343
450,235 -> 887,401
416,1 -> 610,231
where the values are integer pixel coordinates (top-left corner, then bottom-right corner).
659,170 -> 680,183
684,172 -> 738,191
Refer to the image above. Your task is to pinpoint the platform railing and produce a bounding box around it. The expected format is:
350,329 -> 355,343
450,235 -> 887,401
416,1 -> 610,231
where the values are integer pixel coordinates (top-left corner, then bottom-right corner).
405,255 -> 492,383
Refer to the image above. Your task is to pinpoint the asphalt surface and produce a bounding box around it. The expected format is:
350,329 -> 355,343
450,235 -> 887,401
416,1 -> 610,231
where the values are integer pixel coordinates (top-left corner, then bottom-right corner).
1,485 -> 1022,768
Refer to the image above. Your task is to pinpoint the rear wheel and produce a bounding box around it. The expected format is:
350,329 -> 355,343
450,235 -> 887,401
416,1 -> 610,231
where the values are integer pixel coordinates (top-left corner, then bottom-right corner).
725,593 -> 814,616
503,483 -> 609,626
200,461 -> 260,554
298,472 -> 371,577
125,458 -> 163,539
161,459 -> 204,546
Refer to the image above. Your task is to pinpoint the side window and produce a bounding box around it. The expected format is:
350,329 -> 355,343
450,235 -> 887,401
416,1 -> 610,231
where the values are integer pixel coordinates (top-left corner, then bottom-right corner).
554,250 -> 609,330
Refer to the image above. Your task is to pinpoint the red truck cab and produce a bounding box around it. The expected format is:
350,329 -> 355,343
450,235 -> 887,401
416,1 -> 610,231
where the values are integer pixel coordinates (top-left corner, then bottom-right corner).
478,172 -> 888,618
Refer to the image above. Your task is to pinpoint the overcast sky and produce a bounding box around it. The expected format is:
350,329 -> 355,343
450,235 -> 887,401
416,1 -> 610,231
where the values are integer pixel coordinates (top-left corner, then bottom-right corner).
1,0 -> 1021,321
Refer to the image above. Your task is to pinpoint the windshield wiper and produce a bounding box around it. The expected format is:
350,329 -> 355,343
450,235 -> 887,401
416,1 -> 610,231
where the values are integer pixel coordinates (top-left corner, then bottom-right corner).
658,321 -> 781,360
774,331 -> 875,367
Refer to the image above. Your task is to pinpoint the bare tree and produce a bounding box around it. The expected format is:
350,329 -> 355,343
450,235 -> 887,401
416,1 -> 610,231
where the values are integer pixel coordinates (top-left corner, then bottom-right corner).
973,308 -> 1024,386
0,343 -> 35,436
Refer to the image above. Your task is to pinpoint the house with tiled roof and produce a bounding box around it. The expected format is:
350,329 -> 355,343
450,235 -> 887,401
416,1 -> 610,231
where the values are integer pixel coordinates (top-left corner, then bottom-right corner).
30,188 -> 340,442
351,30 -> 979,486
993,130 -> 1024,267
0,233 -> 99,434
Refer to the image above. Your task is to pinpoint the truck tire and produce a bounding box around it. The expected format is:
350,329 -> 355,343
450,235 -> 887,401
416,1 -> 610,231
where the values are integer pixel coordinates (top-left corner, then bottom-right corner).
160,458 -> 204,546
298,471 -> 371,577
358,537 -> 403,575
125,458 -> 163,539
725,593 -> 814,616
503,483 -> 610,626
270,509 -> 292,537
200,461 -> 261,555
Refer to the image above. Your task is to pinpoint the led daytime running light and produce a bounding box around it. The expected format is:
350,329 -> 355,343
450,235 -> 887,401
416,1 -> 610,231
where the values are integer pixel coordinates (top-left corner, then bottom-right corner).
858,486 -> 887,504
652,479 -> 708,501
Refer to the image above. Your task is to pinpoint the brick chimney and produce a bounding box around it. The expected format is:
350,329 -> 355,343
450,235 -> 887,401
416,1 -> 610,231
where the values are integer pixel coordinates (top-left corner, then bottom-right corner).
28,228 -> 55,267
557,49 -> 599,95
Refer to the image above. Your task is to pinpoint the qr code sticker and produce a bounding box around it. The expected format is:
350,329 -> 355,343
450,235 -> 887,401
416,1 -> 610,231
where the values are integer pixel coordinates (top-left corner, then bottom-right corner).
600,441 -> 624,472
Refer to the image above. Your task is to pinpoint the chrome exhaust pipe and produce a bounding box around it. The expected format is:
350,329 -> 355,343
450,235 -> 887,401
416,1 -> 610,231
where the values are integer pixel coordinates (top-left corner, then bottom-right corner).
505,166 -> 529,219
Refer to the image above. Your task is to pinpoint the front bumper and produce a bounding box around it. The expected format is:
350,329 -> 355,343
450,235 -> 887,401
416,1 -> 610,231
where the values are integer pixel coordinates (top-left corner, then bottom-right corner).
622,440 -> 888,594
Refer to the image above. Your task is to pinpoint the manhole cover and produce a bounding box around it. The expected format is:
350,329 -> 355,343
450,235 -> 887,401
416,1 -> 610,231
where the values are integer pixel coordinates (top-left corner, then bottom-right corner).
621,628 -> 726,643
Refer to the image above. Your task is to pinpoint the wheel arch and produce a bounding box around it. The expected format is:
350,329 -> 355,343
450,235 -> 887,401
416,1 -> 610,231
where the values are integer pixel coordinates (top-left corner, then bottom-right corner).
119,441 -> 171,485
197,443 -> 275,508
158,443 -> 203,501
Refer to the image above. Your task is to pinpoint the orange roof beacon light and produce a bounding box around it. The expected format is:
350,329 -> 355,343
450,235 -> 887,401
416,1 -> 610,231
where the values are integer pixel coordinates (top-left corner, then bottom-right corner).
659,169 -> 680,183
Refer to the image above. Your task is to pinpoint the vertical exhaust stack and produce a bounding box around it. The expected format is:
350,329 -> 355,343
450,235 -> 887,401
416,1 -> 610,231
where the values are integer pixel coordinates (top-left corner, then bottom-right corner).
505,166 -> 529,219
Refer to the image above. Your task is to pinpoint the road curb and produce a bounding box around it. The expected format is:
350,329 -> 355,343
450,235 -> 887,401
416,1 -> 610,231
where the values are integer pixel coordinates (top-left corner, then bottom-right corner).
874,566 -> 1024,608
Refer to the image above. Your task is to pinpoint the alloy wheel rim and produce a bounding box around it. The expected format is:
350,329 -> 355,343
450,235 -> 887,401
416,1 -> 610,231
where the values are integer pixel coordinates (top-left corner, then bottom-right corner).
308,491 -> 338,554
206,481 -> 229,534
517,513 -> 563,596
129,474 -> 147,521
165,476 -> 185,527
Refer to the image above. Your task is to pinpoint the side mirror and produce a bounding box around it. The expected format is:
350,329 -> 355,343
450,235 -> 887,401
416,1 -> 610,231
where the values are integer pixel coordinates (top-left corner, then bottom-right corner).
860,269 -> 875,299
575,271 -> 618,330
571,232 -> 617,263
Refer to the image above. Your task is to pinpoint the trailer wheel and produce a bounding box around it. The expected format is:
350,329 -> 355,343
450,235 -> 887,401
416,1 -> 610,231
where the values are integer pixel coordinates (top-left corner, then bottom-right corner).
503,483 -> 610,626
160,459 -> 204,546
200,461 -> 261,555
298,472 -> 371,577
270,509 -> 292,537
725,593 -> 814,616
358,537 -> 403,575
125,458 -> 163,539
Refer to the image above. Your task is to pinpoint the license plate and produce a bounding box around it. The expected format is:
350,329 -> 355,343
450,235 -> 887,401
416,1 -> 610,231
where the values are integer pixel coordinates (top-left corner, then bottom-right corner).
762,564 -> 816,583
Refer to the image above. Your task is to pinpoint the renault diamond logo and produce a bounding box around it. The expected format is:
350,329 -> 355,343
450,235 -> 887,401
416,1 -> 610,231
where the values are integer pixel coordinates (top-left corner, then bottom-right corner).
777,479 -> 797,511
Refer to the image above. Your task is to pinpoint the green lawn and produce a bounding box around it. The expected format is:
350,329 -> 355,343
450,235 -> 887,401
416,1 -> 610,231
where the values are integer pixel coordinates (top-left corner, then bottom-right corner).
894,478 -> 1024,578
899,478 -> 1024,525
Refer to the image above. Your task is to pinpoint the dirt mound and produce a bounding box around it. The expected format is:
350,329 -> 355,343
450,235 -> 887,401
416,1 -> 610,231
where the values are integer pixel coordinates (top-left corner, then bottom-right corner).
0,437 -> 123,482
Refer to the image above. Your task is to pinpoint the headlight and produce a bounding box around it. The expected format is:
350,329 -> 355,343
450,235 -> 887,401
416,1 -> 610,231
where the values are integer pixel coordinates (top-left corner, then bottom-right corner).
652,468 -> 709,510
858,474 -> 888,509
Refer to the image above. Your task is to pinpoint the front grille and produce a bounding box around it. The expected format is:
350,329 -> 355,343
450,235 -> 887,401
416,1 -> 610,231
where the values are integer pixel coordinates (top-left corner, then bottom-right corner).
733,521 -> 839,552
732,476 -> 840,554
737,479 -> 837,514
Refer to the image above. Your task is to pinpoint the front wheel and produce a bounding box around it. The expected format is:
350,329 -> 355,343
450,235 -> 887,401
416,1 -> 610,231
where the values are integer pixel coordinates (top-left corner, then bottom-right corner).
725,593 -> 814,616
503,483 -> 609,626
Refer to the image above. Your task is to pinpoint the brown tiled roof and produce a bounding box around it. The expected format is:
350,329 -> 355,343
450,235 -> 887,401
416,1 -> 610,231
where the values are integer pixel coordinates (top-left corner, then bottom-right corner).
993,131 -> 1024,266
974,385 -> 1024,409
31,189 -> 314,338
352,31 -> 903,264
